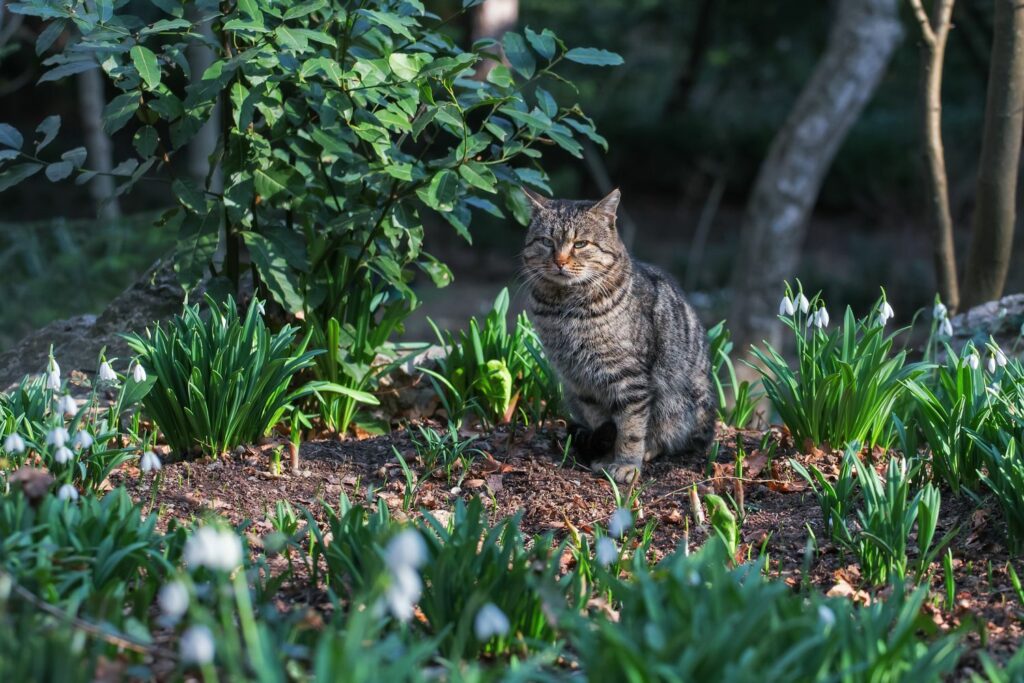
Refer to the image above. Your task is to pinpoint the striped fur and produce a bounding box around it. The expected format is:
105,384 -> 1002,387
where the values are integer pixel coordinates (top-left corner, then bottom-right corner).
520,188 -> 716,483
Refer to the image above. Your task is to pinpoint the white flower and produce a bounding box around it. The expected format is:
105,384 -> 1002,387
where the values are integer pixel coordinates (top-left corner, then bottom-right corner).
608,507 -> 633,538
49,357 -> 60,376
256,300 -> 266,315
385,529 -> 427,571
184,526 -> 243,572
809,307 -> 829,329
385,565 -> 422,622
132,362 -> 147,383
878,300 -> 894,326
779,296 -> 796,317
796,292 -> 810,314
180,625 -> 215,665
933,301 -> 948,319
474,603 -> 510,640
939,318 -> 953,338
818,604 -> 836,628
56,394 -> 77,417
595,537 -> 619,567
71,430 -> 93,450
967,352 -> 980,370
158,581 -> 190,621
54,446 -> 73,464
140,450 -> 162,473
3,433 -> 26,454
995,348 -> 1008,367
46,427 -> 69,447
98,361 -> 117,383
988,354 -> 998,374
46,370 -> 61,391
57,483 -> 78,501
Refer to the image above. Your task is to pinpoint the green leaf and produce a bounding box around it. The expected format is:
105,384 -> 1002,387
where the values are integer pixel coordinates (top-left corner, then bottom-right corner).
275,25 -> 310,52
133,126 -> 159,157
36,20 -> 66,56
103,92 -> 140,135
284,0 -> 327,20
174,208 -> 221,291
459,162 -> 497,193
149,0 -> 185,17
45,160 -> 73,181
0,163 -> 43,192
525,27 -> 557,61
242,230 -> 306,312
360,9 -> 415,40
140,18 -> 193,35
61,147 -> 87,168
96,0 -> 113,22
419,169 -> 460,212
388,53 -> 430,81
486,65 -> 513,88
564,47 -> 623,66
172,178 -> 208,214
130,45 -> 162,89
38,59 -> 99,83
254,168 -> 290,201
0,124 -> 23,150
34,115 -> 60,152
0,150 -> 18,162
502,32 -> 535,78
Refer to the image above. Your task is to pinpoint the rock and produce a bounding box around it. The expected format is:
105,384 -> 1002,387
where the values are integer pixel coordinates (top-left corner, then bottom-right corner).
950,293 -> 1024,348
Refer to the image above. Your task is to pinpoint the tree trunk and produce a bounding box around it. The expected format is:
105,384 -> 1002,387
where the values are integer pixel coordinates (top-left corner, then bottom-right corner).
727,0 -> 902,365
961,0 -> 1024,308
76,66 -> 120,221
909,0 -> 959,311
187,6 -> 222,192
471,0 -> 518,79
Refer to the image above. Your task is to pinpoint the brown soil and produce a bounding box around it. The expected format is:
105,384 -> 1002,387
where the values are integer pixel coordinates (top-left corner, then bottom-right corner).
111,421 -> 1023,679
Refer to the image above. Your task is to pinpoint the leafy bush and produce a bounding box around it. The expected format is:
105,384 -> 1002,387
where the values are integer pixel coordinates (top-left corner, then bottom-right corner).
752,289 -> 922,450
425,288 -> 561,427
124,297 -> 360,457
708,320 -> 761,428
568,539 -> 961,682
977,438 -> 1024,555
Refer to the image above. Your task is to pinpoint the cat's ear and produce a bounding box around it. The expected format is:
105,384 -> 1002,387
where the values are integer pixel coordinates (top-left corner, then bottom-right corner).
590,188 -> 621,218
521,187 -> 551,213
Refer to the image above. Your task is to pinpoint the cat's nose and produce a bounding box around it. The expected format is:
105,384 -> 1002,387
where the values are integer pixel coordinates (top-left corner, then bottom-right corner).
554,253 -> 571,268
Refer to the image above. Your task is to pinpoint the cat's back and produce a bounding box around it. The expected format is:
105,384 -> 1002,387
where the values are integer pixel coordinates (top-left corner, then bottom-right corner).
630,260 -> 709,360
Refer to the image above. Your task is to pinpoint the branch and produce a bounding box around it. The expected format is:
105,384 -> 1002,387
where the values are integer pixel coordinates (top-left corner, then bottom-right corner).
908,0 -> 937,47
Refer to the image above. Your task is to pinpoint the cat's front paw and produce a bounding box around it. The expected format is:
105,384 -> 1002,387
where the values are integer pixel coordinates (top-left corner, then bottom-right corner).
602,461 -> 642,485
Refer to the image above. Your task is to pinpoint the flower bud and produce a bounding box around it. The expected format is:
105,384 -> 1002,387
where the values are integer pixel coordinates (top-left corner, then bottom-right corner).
132,362 -> 147,383
98,361 -> 117,383
57,483 -> 78,501
779,296 -> 796,317
3,433 -> 26,454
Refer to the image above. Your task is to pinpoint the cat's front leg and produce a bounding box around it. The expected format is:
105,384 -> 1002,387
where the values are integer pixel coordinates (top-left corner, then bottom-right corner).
603,402 -> 649,484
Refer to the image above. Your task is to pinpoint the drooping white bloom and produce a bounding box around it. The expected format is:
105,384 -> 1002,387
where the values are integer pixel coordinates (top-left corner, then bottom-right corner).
54,446 -> 73,464
933,301 -> 948,320
967,352 -> 981,370
878,300 -> 894,326
995,348 -> 1008,367
779,296 -> 796,317
57,483 -> 78,501
817,307 -> 830,328
46,427 -> 69,447
131,362 -> 147,383
595,537 -> 619,567
46,370 -> 61,391
57,394 -> 77,417
3,432 -> 26,454
608,507 -> 633,538
180,625 -> 215,665
385,529 -> 427,571
184,526 -> 243,572
383,529 -> 428,621
49,357 -> 60,376
140,450 -> 162,473
98,361 -> 117,383
71,430 -> 93,450
474,603 -> 510,640
818,604 -> 836,628
158,581 -> 190,621
796,292 -> 810,314
939,318 -> 953,338
988,354 -> 998,374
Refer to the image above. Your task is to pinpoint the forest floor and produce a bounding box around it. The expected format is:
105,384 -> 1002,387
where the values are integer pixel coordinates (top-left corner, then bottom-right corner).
111,421 -> 1024,680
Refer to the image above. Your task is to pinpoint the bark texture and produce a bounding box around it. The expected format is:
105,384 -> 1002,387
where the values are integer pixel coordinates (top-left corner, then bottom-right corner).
727,0 -> 902,365
962,0 -> 1024,308
471,0 -> 518,79
76,66 -> 120,221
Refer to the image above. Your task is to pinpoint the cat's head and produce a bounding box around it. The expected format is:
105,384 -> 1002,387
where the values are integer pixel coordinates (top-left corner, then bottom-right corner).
521,188 -> 623,287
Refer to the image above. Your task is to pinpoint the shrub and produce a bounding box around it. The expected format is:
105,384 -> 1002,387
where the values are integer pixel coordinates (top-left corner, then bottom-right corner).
124,296 -> 364,457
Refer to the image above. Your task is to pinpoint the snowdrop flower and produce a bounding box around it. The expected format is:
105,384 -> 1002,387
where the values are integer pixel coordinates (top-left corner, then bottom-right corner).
988,354 -> 997,374
818,604 -> 836,628
939,318 -> 953,338
57,394 -> 77,417
878,300 -> 894,326
131,362 -> 147,383
796,292 -> 810,314
809,307 -> 829,329
595,537 -> 619,567
933,301 -> 948,320
46,427 -> 69,447
3,432 -> 26,454
967,352 -> 981,370
608,507 -> 633,538
385,529 -> 427,570
383,530 -> 428,622
54,446 -> 73,464
184,526 -> 243,572
158,581 -> 190,622
46,369 -> 61,391
57,483 -> 78,501
180,625 -> 215,665
995,348 -> 1008,367
474,603 -> 510,640
98,361 -> 117,383
71,430 -> 93,450
779,295 -> 796,317
140,450 -> 162,473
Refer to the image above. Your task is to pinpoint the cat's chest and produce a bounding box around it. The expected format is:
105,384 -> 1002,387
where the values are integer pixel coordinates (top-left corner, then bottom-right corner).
529,300 -> 640,374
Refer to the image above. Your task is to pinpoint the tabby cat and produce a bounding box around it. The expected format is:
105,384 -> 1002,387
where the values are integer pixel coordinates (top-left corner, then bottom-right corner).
521,188 -> 716,483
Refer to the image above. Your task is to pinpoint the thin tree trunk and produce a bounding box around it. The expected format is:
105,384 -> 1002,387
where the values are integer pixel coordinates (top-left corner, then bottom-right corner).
962,0 -> 1024,307
76,66 -> 120,220
187,7 -> 221,192
728,0 -> 902,365
909,0 -> 959,311
471,0 -> 518,79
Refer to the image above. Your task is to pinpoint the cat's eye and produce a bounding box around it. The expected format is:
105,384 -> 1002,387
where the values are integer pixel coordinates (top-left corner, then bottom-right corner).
573,240 -> 589,249
539,237 -> 555,247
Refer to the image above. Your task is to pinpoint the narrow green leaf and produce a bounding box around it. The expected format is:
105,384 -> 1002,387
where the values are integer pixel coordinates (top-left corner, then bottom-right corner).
130,45 -> 162,89
564,47 -> 623,66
